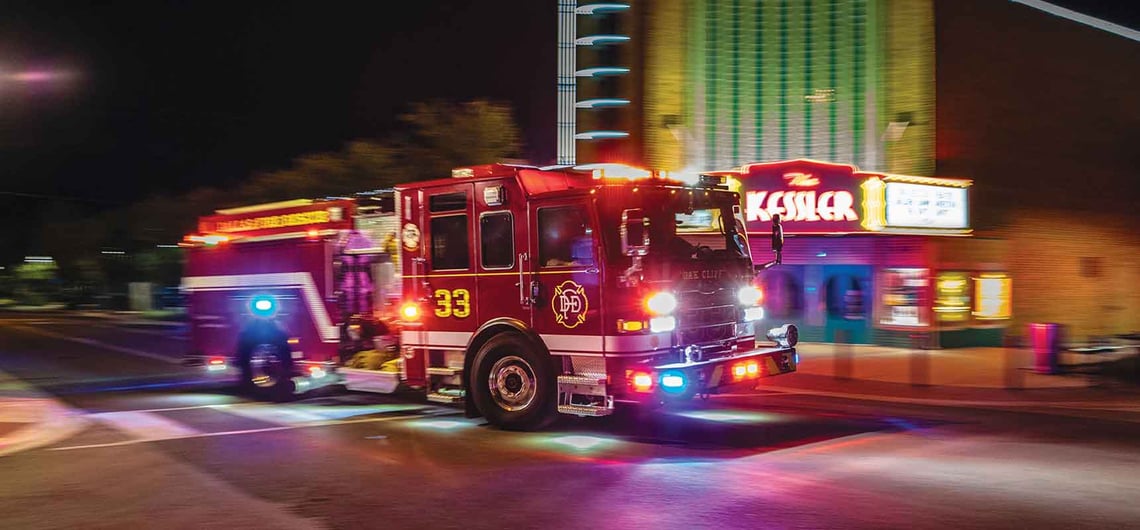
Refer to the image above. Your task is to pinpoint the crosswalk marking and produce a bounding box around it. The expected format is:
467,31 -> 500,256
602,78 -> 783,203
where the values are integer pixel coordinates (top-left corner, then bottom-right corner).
50,401 -> 459,452
219,404 -> 329,425
90,410 -> 203,440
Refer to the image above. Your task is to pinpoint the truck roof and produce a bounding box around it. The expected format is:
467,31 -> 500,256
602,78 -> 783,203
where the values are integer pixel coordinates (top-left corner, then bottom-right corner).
394,163 -> 734,200
394,163 -> 600,200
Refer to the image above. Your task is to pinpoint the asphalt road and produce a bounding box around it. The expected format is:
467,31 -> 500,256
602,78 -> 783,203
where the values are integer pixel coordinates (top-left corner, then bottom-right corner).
1,311 -> 1139,529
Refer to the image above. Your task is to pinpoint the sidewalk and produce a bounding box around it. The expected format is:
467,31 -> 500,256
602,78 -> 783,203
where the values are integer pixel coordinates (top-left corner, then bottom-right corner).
746,342 -> 1140,407
0,370 -> 87,458
791,342 -> 1112,389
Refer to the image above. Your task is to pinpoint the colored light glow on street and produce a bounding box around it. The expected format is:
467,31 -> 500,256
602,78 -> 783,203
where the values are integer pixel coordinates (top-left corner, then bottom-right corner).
675,410 -> 782,424
546,435 -> 614,452
411,419 -> 471,431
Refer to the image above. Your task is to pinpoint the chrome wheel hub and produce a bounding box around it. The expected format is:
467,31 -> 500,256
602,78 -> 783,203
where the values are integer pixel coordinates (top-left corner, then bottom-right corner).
489,355 -> 537,412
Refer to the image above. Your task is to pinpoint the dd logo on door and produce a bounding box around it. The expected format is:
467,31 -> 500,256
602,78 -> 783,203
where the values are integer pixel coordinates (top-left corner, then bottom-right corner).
552,280 -> 588,329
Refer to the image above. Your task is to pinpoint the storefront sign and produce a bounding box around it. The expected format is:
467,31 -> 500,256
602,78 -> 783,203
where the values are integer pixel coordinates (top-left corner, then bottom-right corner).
728,160 -> 866,235
716,159 -> 971,236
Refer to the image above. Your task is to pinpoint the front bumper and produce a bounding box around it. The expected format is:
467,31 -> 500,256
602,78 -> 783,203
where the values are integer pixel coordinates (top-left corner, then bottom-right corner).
650,345 -> 797,395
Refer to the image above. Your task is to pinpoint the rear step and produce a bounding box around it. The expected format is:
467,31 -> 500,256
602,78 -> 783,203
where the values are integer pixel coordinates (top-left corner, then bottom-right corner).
426,367 -> 462,377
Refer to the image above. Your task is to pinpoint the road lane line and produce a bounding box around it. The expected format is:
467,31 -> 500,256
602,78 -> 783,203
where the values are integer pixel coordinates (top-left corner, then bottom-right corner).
92,323 -> 188,340
48,409 -> 459,452
9,324 -> 183,365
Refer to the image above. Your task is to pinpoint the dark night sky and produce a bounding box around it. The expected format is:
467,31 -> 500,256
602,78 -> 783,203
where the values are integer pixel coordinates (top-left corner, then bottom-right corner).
0,1 -> 1135,262
0,1 -> 555,261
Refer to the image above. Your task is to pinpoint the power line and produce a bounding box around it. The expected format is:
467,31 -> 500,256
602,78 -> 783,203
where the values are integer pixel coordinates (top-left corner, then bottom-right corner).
0,190 -> 121,204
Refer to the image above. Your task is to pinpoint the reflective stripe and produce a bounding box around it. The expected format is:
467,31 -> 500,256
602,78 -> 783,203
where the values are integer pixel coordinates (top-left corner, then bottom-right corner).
544,334 -> 604,353
401,330 -> 472,348
182,273 -> 339,343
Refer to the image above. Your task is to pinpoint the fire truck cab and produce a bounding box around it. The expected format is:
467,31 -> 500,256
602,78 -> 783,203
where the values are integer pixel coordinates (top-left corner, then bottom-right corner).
183,163 -> 798,430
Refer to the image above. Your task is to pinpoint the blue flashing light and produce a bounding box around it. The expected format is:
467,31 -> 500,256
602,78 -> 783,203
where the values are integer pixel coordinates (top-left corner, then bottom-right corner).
574,67 -> 630,78
660,372 -> 686,392
250,295 -> 277,318
575,35 -> 631,47
576,3 -> 631,16
575,130 -> 630,140
575,98 -> 631,109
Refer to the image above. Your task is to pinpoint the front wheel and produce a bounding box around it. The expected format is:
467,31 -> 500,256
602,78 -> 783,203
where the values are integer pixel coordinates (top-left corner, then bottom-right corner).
471,334 -> 556,431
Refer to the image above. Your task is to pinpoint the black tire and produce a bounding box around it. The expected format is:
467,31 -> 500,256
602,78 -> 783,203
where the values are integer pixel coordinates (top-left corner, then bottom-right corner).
237,328 -> 295,402
471,333 -> 556,431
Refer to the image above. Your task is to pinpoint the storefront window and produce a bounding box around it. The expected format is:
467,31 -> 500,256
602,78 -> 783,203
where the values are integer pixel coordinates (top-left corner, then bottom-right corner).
762,270 -> 803,319
934,271 -> 971,323
973,273 -> 1012,320
881,268 -> 929,327
827,276 -> 866,320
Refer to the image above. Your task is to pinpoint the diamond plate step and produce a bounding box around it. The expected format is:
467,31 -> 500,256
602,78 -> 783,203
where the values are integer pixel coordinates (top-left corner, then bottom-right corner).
557,403 -> 614,417
557,375 -> 607,386
426,391 -> 464,404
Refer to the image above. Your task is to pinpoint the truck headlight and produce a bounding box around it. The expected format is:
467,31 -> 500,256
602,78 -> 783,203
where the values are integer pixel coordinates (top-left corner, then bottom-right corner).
645,292 -> 678,315
737,285 -> 763,306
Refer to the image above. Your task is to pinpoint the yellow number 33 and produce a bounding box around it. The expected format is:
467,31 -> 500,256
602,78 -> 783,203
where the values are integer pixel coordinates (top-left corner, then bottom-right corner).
433,288 -> 471,318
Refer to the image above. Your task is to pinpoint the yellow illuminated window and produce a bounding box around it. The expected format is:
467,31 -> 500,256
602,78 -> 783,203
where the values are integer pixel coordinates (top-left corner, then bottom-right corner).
934,271 -> 970,323
973,274 -> 1012,320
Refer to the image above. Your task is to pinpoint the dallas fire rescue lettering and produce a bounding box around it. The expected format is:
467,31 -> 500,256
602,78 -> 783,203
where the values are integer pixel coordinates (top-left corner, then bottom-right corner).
552,280 -> 588,329
744,189 -> 858,223
215,210 -> 331,233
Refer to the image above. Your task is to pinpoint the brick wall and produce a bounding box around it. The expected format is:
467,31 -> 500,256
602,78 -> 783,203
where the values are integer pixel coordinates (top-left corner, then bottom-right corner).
994,210 -> 1140,341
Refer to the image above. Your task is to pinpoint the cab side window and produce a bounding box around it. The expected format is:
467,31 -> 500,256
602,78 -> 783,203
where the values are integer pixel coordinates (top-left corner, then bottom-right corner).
538,205 -> 594,268
429,191 -> 469,271
431,216 -> 469,270
480,212 -> 513,269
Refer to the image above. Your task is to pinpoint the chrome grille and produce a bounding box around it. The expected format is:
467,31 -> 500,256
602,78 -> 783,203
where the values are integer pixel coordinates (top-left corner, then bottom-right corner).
677,288 -> 738,346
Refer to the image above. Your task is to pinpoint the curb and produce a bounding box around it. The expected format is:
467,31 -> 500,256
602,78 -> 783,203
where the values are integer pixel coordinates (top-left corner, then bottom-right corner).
724,385 -> 1140,411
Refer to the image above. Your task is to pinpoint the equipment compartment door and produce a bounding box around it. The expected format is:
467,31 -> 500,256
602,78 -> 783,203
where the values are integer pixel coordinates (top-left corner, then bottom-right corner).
527,198 -> 603,357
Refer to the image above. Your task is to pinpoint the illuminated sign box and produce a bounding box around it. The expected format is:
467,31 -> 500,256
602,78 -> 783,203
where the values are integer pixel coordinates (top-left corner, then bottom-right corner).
884,182 -> 968,230
712,159 -> 971,236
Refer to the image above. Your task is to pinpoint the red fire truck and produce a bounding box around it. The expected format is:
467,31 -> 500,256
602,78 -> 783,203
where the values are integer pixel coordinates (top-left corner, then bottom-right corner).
183,163 -> 799,430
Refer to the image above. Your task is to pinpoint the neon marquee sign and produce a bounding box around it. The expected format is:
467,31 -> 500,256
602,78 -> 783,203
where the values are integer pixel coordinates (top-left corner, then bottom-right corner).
712,159 -> 971,235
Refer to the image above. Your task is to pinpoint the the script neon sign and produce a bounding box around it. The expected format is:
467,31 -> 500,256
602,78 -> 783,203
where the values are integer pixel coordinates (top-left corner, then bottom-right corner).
744,190 -> 858,223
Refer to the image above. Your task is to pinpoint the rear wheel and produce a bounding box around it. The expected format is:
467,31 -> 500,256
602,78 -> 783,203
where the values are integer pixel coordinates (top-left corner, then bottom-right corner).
471,333 -> 556,431
238,333 -> 295,401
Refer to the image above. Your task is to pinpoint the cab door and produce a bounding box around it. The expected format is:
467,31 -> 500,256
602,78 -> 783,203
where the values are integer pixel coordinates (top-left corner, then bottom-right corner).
420,183 -> 478,342
527,197 -> 604,356
473,180 -> 529,326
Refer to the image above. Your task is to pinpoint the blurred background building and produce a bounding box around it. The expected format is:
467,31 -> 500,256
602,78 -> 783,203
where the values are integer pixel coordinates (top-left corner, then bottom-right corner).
562,0 -> 1138,344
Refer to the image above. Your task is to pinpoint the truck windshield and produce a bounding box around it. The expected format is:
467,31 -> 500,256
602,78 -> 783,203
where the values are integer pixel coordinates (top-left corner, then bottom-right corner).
598,186 -> 750,261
